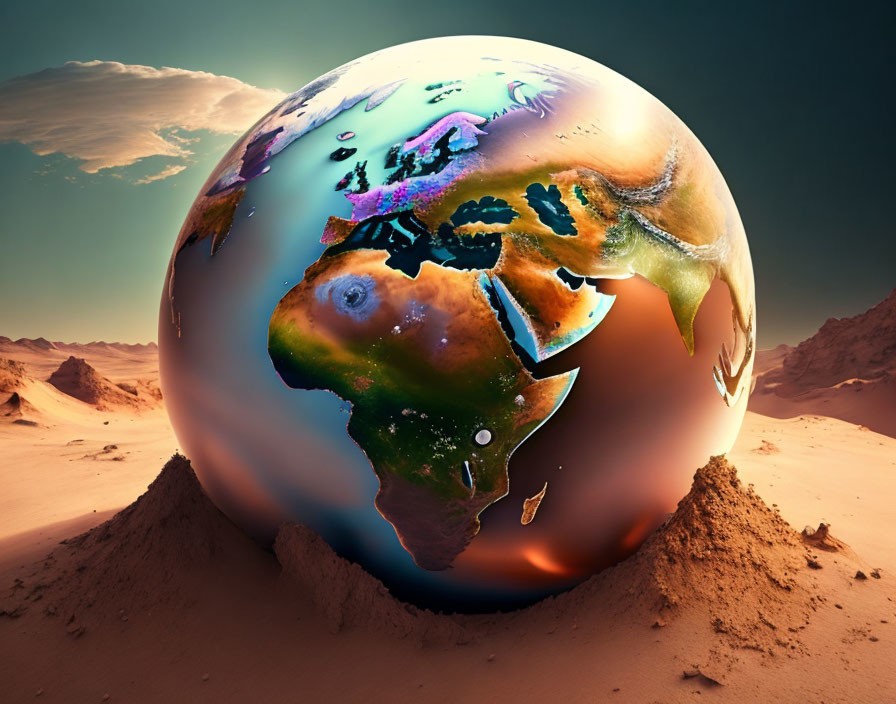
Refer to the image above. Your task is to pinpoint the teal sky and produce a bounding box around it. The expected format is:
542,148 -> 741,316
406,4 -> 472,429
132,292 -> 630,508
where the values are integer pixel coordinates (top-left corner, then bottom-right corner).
1,1 -> 893,344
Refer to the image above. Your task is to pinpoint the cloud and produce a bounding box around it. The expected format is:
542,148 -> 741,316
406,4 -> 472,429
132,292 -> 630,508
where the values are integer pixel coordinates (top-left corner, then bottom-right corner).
134,163 -> 188,184
0,61 -> 285,178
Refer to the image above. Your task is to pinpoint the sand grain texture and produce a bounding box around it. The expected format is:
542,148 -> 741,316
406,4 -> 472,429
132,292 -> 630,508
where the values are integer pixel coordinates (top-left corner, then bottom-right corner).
2,453 -> 893,703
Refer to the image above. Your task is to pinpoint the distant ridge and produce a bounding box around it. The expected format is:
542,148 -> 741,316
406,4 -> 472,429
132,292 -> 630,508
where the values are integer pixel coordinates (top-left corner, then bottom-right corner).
0,337 -> 157,351
11,336 -> 58,352
0,336 -> 160,393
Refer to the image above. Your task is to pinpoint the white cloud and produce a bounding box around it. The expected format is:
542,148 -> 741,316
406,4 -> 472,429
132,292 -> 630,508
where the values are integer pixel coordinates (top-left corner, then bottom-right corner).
0,61 -> 285,178
134,163 -> 188,184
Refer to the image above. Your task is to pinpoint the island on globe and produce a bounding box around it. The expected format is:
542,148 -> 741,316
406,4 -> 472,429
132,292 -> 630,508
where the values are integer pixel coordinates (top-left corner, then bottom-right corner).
159,36 -> 755,611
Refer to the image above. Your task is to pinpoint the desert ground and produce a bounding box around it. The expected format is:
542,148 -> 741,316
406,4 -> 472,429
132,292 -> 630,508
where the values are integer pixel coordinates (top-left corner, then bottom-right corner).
0,338 -> 175,541
0,292 -> 893,704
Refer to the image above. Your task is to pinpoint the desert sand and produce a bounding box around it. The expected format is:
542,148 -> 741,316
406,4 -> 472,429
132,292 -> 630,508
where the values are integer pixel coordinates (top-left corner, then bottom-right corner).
0,295 -> 894,704
0,340 -> 174,541
0,338 -> 160,383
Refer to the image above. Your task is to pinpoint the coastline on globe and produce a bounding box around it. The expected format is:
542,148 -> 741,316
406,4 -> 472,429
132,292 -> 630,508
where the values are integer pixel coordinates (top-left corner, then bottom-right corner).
159,36 -> 755,612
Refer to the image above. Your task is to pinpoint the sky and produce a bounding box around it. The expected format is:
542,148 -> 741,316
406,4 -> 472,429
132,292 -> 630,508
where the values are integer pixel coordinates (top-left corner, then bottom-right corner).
0,0 -> 893,345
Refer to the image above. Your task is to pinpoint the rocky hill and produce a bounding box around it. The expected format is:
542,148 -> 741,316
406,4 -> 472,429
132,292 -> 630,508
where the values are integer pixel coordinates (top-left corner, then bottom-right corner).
751,288 -> 896,436
47,356 -> 159,411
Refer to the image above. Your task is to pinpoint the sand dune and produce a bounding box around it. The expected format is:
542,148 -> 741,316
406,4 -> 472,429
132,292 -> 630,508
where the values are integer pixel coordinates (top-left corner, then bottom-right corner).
751,289 -> 896,437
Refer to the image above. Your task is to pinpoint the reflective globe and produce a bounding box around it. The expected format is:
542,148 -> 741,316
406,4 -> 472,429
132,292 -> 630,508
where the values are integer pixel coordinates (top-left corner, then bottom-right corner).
160,36 -> 755,611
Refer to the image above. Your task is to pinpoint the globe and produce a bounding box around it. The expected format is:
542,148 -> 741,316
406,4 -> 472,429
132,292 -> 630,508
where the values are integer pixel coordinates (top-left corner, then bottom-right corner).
159,36 -> 755,611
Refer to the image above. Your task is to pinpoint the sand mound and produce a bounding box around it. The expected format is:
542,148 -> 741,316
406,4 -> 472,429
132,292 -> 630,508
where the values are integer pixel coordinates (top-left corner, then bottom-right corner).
612,456 -> 811,651
2,456 -> 260,628
47,356 -> 157,410
0,392 -> 40,425
276,524 -> 467,641
751,288 -> 896,436
0,360 -> 43,425
5,454 -> 875,655
1,453 -> 464,641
